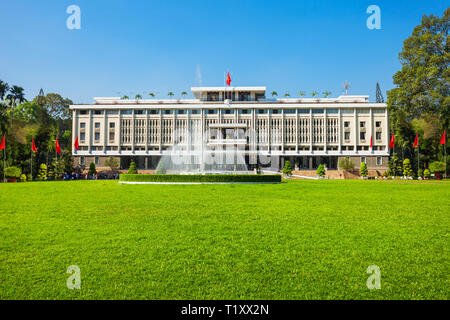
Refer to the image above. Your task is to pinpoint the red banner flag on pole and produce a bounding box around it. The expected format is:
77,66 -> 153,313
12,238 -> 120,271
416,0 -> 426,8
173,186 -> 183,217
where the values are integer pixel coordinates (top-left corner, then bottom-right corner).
0,135 -> 5,151
55,138 -> 62,154
226,72 -> 231,86
440,130 -> 446,145
74,136 -> 80,150
413,133 -> 419,148
32,138 -> 38,152
370,135 -> 373,149
389,134 -> 395,149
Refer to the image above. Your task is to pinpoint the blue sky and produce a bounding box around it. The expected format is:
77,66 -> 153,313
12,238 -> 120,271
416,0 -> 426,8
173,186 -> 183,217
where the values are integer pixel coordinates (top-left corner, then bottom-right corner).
0,0 -> 447,103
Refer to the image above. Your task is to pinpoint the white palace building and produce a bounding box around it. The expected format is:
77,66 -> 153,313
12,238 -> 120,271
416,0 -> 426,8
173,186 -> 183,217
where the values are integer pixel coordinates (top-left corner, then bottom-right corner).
70,86 -> 390,172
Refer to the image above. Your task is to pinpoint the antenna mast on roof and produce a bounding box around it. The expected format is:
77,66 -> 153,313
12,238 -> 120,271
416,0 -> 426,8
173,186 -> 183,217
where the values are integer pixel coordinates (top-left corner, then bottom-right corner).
343,81 -> 351,96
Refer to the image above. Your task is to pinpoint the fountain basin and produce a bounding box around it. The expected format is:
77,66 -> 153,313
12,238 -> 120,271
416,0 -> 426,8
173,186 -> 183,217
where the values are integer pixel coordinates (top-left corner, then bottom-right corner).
119,174 -> 281,184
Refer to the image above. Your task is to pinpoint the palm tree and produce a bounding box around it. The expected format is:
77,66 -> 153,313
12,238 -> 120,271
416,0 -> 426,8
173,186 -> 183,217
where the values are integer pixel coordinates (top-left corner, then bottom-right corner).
284,92 -> 290,98
122,95 -> 129,100
0,80 -> 9,100
298,91 -> 306,98
323,91 -> 332,98
148,92 -> 155,98
7,85 -> 26,103
168,92 -> 174,98
311,91 -> 319,98
181,91 -> 188,98
271,91 -> 278,98
135,94 -> 142,100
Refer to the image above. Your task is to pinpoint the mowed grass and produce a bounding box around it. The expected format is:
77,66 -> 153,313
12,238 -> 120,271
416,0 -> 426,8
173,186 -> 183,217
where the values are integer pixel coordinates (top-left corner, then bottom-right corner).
0,179 -> 448,300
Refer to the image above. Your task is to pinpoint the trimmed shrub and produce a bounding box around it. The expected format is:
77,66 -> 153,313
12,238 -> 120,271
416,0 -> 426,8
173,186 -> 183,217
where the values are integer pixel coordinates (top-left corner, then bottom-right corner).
339,157 -> 354,171
282,161 -> 293,176
38,164 -> 47,181
88,163 -> 97,176
128,161 -> 138,174
424,169 -> 431,179
4,166 -> 21,179
429,161 -> 445,173
316,164 -> 326,177
418,169 -> 424,178
403,159 -> 413,177
20,174 -> 27,182
360,162 -> 368,177
119,174 -> 281,183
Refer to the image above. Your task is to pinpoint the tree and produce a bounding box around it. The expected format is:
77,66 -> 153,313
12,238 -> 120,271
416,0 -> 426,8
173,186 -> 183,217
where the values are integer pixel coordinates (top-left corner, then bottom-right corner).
376,82 -> 384,103
311,91 -> 319,98
298,91 -> 306,97
122,95 -> 129,100
181,91 -> 188,98
6,85 -> 26,104
323,91 -> 332,98
32,93 -> 73,120
418,168 -> 424,178
148,93 -> 155,98
338,157 -> 354,171
20,174 -> 27,182
388,153 -> 403,176
0,80 -> 9,100
135,94 -> 142,100
282,160 -> 293,176
284,92 -> 290,98
38,164 -> 47,181
271,91 -> 278,98
168,92 -> 174,98
88,162 -> 97,176
360,162 -> 369,177
403,159 -> 414,177
387,9 -> 449,166
316,164 -> 326,177
105,157 -> 119,173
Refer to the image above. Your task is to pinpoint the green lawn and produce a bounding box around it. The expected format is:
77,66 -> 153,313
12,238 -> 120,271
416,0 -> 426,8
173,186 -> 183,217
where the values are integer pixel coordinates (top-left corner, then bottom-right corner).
0,179 -> 448,300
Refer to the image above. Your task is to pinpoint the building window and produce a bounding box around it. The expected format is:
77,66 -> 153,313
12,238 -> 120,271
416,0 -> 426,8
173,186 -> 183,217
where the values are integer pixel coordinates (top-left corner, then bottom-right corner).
95,133 -> 100,141
344,132 -> 350,140
377,157 -> 382,166
95,122 -> 100,129
109,132 -> 115,141
270,109 -> 281,114
238,109 -> 251,114
207,92 -> 220,101
106,110 -> 119,115
298,109 -> 310,114
222,109 -> 234,115
94,110 -> 103,115
80,156 -> 85,166
148,110 -> 160,114
361,157 -> 366,164
206,109 -> 217,115
95,157 -> 99,165
284,109 -> 296,114
326,109 -> 338,114
360,132 -> 366,140
135,110 -> 145,115
312,109 -> 324,114
238,92 -> 250,101
376,121 -> 382,128
120,110 -> 132,115
344,121 -> 350,128
189,109 -> 200,115
80,133 -> 85,141
257,109 -> 268,114
176,110 -> 186,115
376,132 -> 382,140
109,122 -> 115,129
360,121 -> 366,128
80,122 -> 86,129
162,110 -> 173,115
79,110 -> 88,115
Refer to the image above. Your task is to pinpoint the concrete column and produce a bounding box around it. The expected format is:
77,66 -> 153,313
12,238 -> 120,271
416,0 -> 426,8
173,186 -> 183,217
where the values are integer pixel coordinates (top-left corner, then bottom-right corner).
72,110 -> 77,155
295,109 -> 299,152
324,111 -> 327,152
354,108 -> 358,153
103,111 -> 107,155
338,109 -> 342,153
131,110 -> 135,153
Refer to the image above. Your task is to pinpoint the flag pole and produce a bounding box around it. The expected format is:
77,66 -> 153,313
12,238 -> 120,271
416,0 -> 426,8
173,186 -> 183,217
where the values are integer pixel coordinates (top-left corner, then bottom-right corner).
30,146 -> 32,181
3,138 -> 5,183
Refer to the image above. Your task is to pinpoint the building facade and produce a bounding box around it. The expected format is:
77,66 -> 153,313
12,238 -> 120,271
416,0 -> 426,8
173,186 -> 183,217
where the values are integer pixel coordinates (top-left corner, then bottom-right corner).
70,86 -> 389,172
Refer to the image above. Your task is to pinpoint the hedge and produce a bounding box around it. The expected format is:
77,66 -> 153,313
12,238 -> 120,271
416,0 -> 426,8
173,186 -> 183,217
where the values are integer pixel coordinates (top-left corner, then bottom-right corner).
119,174 -> 281,183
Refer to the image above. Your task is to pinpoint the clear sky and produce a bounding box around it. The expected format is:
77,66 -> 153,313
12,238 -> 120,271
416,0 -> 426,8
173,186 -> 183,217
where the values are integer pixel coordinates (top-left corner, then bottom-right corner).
0,0 -> 447,103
